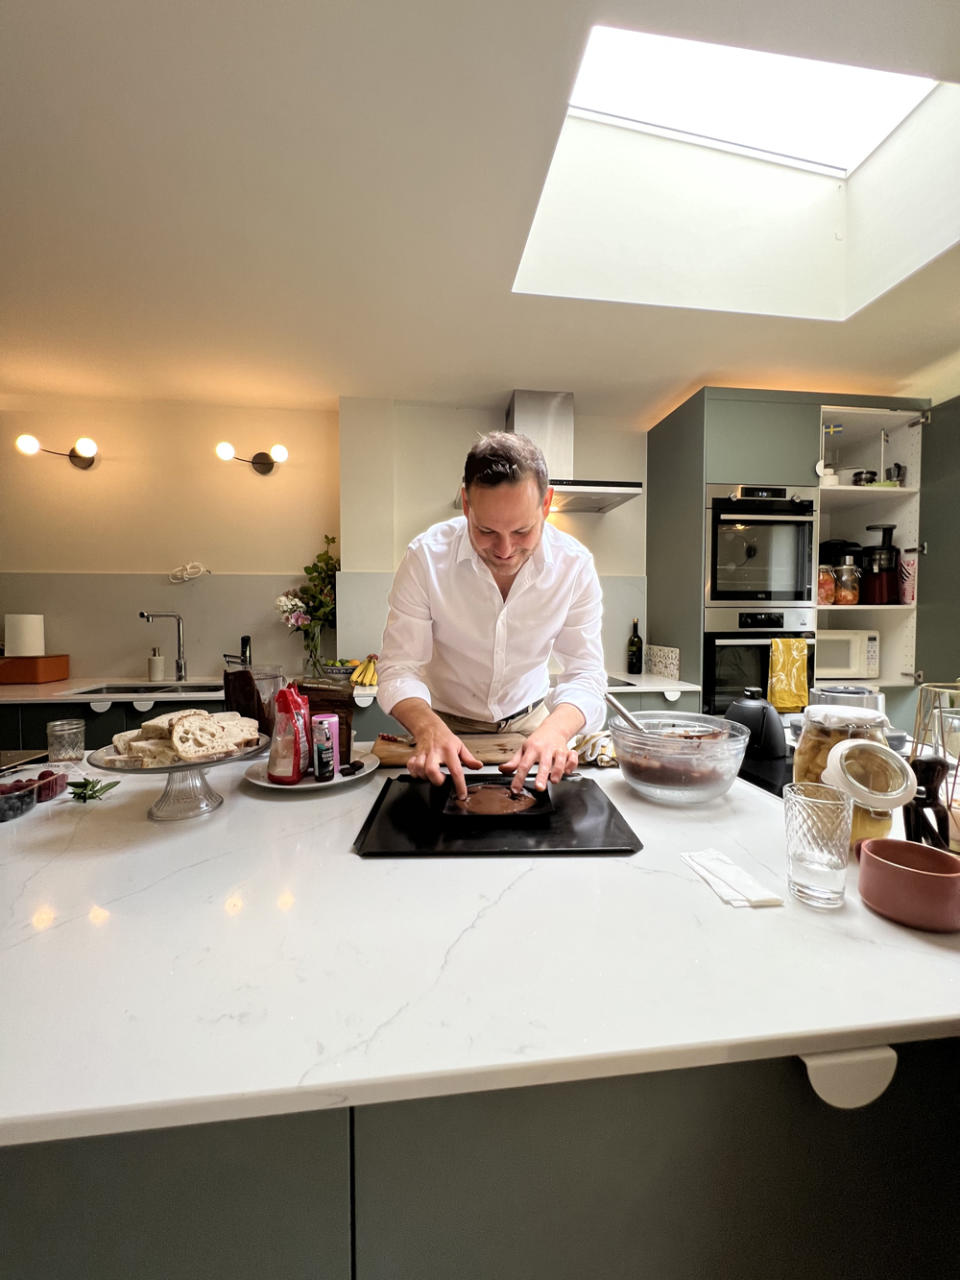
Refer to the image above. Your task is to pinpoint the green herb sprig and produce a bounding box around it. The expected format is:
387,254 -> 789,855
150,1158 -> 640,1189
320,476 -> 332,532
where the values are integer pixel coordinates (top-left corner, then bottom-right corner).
68,778 -> 121,803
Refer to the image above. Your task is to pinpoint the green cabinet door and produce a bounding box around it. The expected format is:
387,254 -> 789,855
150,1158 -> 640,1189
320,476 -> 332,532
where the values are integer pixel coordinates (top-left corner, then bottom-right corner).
1,1109 -> 351,1280
354,1040 -> 960,1280
704,397 -> 822,486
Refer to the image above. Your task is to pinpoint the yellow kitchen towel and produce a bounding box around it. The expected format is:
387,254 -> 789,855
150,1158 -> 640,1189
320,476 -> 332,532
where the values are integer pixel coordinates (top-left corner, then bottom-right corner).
767,637 -> 809,712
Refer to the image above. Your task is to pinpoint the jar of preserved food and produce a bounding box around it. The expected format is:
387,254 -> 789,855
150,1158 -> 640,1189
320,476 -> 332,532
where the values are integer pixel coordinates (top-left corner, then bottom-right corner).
834,555 -> 860,605
793,705 -> 887,787
821,738 -> 917,851
817,565 -> 836,605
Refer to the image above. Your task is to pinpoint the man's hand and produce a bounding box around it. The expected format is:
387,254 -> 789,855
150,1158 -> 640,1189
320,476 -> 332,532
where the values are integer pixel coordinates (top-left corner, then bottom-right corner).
500,704 -> 584,792
389,699 -> 482,801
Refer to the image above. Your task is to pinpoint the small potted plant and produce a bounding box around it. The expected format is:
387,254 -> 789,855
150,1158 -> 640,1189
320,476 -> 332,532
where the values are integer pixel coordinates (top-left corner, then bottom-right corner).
275,535 -> 341,678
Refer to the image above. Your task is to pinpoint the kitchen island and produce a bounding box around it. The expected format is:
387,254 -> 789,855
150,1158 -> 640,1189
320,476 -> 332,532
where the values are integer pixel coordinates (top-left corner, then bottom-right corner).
2,758 -> 958,1279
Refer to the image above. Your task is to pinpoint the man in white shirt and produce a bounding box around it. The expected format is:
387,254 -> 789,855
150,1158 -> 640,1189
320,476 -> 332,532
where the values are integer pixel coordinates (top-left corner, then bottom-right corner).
376,432 -> 606,800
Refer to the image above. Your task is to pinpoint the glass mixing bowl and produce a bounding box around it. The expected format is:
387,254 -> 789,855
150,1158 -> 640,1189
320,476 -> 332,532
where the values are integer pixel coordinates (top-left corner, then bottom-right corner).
609,712 -> 750,806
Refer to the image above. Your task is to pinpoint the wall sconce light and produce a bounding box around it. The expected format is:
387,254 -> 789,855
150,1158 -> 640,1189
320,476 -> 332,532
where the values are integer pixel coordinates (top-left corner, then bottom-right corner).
215,442 -> 288,475
15,434 -> 99,470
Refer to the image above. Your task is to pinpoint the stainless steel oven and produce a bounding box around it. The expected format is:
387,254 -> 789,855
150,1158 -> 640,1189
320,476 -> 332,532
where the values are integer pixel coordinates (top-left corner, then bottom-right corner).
705,484 -> 818,609
703,608 -> 816,715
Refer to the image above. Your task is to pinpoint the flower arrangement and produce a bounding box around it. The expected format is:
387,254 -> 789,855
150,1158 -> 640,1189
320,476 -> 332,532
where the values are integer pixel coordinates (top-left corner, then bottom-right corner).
275,535 -> 341,677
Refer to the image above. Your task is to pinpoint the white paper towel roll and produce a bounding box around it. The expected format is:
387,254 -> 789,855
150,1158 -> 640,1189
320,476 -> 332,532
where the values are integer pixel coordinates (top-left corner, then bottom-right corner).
4,614 -> 45,656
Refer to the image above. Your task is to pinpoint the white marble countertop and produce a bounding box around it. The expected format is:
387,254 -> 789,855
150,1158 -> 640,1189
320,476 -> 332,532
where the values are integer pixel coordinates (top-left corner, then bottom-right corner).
0,673 -> 700,703
1,754 -> 957,1148
0,677 -> 228,704
604,672 -> 700,694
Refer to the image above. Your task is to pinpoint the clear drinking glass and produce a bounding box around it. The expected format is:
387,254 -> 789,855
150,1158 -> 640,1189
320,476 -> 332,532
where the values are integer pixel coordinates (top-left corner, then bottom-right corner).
46,717 -> 85,762
783,781 -> 853,909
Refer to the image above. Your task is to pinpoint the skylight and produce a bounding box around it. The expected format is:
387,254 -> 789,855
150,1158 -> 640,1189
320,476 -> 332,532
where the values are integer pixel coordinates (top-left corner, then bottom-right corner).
570,27 -> 937,176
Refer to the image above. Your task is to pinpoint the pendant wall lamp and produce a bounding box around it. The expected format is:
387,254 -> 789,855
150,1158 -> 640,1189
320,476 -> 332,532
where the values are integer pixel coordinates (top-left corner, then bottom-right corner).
215,442 -> 288,474
15,434 -> 99,470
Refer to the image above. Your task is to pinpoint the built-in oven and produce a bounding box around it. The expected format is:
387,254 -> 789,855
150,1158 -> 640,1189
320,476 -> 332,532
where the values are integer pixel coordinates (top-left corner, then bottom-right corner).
703,608 -> 816,715
705,484 -> 818,609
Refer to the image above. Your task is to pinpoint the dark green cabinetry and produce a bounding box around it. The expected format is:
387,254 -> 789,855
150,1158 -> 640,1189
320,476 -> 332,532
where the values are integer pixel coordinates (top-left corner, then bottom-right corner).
1,1109 -> 350,1280
4,699 -> 226,751
917,393 -> 960,685
355,1039 -> 960,1280
703,392 -> 822,486
2,1041 -> 957,1279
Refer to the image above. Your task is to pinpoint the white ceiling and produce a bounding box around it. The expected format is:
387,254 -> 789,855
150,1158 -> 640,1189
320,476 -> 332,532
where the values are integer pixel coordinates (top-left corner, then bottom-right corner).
3,0 -> 960,426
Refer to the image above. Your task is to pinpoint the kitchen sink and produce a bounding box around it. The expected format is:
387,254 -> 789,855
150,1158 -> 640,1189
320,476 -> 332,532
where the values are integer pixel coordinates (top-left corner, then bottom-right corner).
76,683 -> 224,696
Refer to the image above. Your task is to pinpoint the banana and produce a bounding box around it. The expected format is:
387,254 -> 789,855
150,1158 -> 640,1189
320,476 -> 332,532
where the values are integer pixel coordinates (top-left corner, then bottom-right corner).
350,654 -> 379,687
350,658 -> 372,685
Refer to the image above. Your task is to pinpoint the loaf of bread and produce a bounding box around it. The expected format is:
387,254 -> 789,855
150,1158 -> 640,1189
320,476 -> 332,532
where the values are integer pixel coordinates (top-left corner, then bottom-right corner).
100,704 -> 262,769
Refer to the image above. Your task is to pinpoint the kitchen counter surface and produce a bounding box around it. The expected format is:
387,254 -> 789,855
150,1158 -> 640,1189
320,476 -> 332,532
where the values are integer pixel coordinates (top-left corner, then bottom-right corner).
605,671 -> 700,694
1,754 -> 957,1148
0,677 -> 228,703
1,672 -> 700,702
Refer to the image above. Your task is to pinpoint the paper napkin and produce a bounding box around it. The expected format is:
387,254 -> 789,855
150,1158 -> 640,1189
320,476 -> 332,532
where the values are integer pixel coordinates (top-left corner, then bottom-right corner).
681,848 -> 783,908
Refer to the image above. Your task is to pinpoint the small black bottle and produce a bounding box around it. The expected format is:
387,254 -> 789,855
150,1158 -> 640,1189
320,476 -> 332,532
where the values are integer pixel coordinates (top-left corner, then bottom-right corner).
627,618 -> 643,675
240,635 -> 252,666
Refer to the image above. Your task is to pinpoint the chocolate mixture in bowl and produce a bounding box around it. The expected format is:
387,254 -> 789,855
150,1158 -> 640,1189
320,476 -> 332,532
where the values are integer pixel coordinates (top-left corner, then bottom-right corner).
452,784 -> 537,815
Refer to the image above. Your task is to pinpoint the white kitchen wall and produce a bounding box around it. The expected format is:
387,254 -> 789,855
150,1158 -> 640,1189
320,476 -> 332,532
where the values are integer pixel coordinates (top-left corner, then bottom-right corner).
0,397 -> 338,573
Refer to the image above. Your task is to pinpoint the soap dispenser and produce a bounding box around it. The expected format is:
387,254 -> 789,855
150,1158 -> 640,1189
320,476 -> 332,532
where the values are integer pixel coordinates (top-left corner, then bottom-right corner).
148,647 -> 165,682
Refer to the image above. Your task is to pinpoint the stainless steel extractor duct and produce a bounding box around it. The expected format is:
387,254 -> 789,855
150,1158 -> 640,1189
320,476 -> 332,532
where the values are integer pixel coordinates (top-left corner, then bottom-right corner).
504,390 -> 643,513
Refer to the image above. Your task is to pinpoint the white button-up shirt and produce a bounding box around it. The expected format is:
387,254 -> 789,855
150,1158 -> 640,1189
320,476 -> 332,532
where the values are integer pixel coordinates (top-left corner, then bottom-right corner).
376,517 -> 606,732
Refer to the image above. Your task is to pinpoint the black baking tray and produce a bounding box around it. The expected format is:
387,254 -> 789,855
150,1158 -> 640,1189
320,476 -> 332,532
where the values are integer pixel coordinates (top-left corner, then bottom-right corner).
352,773 -> 641,857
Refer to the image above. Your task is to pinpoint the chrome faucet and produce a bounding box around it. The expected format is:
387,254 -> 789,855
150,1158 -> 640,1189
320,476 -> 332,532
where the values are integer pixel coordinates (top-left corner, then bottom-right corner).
139,611 -> 187,680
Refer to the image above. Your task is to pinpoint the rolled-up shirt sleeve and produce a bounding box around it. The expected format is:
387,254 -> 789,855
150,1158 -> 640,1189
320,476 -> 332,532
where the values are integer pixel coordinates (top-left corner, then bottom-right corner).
547,557 -> 606,734
376,548 -> 435,716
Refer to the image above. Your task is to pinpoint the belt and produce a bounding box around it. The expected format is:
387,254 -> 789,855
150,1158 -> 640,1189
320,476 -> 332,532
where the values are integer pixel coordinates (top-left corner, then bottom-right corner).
494,698 -> 545,732
437,698 -> 546,735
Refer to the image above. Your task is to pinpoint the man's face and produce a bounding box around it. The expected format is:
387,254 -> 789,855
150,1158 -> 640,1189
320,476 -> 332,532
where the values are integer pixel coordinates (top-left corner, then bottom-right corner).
462,477 -> 552,580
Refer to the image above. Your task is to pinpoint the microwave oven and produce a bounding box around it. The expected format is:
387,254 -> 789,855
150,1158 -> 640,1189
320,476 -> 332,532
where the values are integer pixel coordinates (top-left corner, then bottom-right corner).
815,629 -> 880,680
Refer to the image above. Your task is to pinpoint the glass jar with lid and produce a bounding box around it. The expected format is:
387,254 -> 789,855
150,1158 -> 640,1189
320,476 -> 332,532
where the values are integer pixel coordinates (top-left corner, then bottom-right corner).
793,705 -> 888,786
817,565 -> 836,605
821,738 -> 917,850
834,555 -> 860,605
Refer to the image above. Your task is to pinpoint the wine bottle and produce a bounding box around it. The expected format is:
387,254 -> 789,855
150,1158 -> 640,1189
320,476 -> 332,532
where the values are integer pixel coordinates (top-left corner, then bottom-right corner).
627,618 -> 643,675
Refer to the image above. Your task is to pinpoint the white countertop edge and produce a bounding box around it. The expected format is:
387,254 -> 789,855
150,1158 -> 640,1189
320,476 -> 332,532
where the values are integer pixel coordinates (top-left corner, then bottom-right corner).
606,673 -> 700,693
5,1015 -> 958,1149
0,677 -> 229,703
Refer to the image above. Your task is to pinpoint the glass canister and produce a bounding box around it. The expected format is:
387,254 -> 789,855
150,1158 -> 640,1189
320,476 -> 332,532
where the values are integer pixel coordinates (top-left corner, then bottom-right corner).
817,565 -> 836,605
46,717 -> 86,761
821,738 -> 917,850
834,555 -> 860,605
793,705 -> 888,786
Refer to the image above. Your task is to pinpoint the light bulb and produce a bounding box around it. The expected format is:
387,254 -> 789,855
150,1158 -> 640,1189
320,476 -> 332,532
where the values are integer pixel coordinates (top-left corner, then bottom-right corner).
215,441 -> 235,461
269,444 -> 288,463
15,434 -> 40,455
74,437 -> 98,458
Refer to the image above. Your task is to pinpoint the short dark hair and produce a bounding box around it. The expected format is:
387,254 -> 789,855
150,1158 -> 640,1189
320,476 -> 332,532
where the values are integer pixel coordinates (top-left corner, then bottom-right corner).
462,432 -> 549,500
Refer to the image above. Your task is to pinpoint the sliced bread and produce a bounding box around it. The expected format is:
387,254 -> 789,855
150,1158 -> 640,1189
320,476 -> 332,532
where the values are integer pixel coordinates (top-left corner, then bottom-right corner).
112,728 -> 143,756
171,714 -> 234,760
139,708 -> 210,739
127,738 -> 181,766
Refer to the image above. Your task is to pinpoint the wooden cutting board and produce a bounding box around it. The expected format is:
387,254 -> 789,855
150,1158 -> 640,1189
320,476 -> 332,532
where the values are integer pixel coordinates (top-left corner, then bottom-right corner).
372,733 -> 525,765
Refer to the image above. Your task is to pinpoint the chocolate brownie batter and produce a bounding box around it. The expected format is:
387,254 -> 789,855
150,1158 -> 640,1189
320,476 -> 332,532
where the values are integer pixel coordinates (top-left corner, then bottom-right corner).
452,784 -> 537,815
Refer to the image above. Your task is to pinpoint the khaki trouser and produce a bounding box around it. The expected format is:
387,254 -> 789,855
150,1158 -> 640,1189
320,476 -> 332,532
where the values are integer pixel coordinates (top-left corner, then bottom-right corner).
435,700 -> 550,737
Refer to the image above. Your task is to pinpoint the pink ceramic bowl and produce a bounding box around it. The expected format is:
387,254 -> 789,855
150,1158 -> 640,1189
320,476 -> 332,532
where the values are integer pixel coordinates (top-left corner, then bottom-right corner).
858,838 -> 960,933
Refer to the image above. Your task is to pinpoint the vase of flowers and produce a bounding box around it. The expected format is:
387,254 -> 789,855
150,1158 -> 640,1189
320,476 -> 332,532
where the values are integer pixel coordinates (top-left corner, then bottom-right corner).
275,535 -> 341,678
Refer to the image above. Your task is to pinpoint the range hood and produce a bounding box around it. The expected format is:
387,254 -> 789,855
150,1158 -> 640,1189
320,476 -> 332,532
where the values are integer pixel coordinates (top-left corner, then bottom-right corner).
504,390 -> 643,513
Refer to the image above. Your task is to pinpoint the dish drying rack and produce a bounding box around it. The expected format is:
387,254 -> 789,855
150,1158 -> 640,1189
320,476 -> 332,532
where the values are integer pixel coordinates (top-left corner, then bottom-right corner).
910,683 -> 960,850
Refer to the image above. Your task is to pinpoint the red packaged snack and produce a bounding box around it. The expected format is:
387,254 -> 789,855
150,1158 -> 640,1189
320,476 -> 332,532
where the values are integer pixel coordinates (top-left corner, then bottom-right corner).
267,685 -> 312,784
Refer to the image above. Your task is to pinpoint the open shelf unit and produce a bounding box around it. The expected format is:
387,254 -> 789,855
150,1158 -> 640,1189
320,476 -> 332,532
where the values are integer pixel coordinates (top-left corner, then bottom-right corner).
817,405 -> 923,688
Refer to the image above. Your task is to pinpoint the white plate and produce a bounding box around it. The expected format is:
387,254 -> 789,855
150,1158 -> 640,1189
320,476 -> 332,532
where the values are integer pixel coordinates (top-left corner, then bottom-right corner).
244,753 -> 380,791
